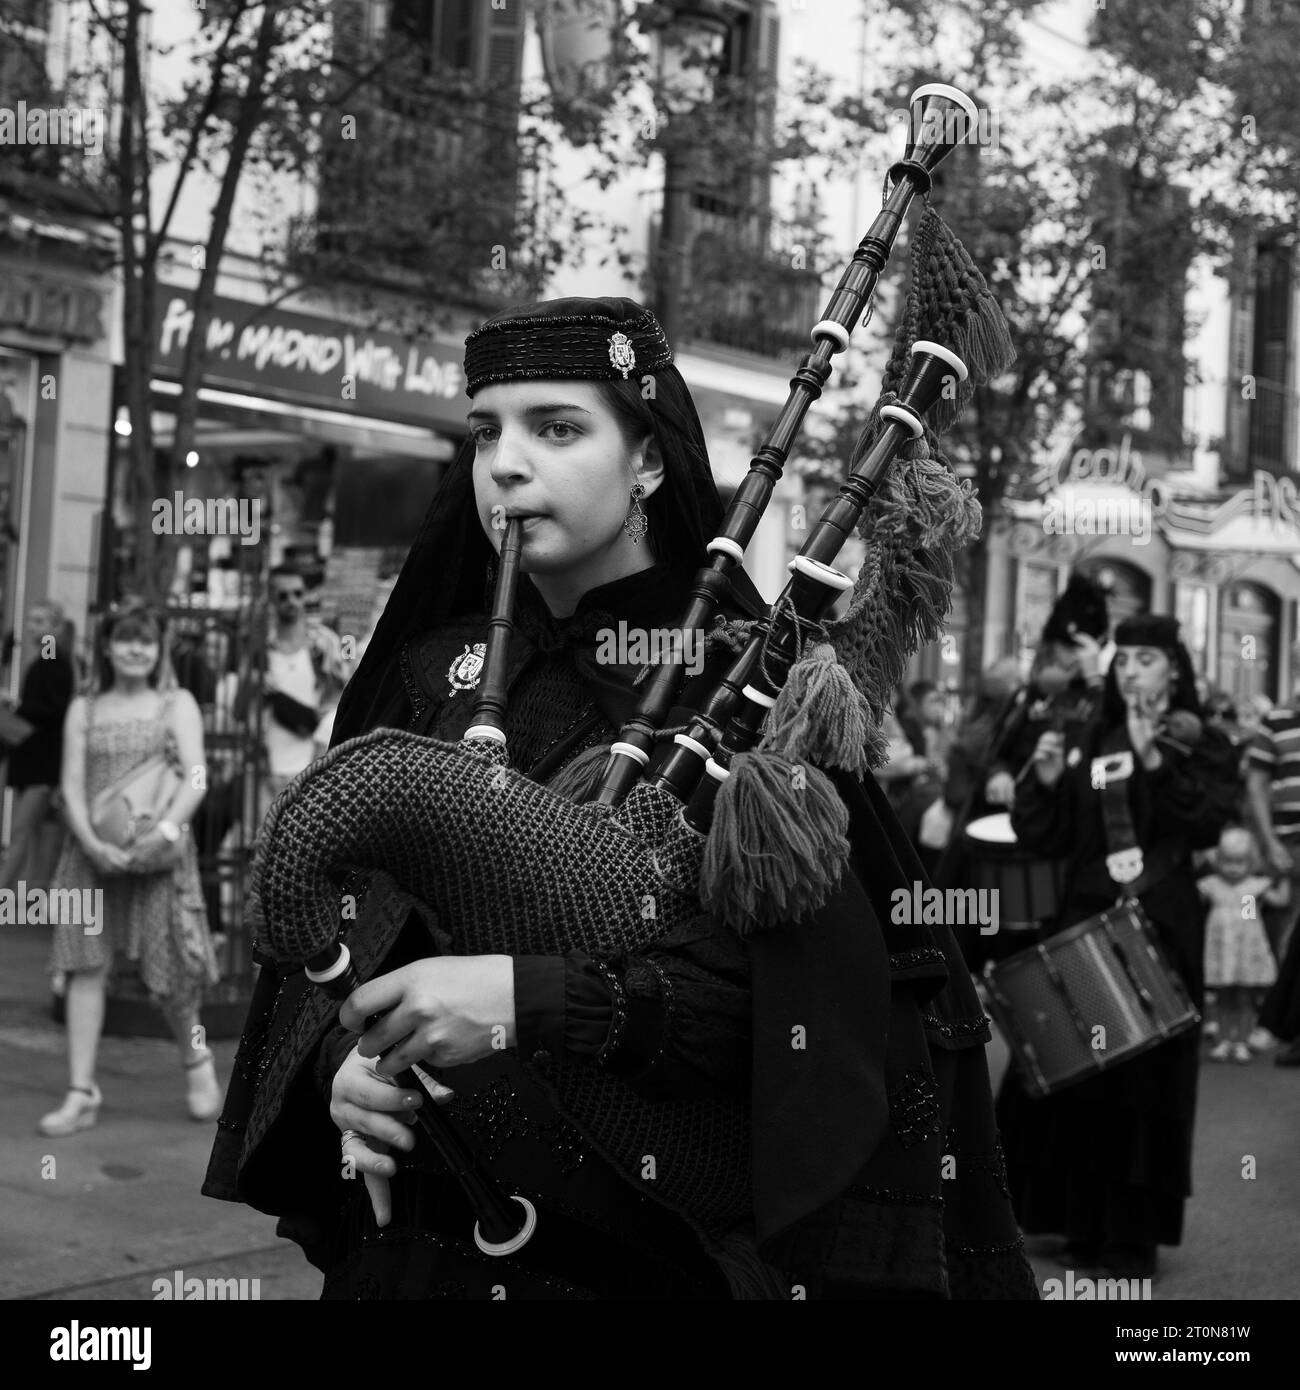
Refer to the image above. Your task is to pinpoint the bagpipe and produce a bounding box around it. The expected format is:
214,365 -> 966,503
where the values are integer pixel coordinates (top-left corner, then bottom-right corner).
247,84 -> 1013,1255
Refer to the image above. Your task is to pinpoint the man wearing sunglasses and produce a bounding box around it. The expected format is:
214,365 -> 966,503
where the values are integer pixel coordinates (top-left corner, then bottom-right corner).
259,565 -> 345,821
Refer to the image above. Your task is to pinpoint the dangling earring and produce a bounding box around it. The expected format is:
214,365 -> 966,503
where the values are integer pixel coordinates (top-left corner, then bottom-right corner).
624,483 -> 648,543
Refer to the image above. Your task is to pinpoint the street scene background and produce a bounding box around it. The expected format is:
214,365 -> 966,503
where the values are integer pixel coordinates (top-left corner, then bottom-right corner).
2,0 -> 1300,1308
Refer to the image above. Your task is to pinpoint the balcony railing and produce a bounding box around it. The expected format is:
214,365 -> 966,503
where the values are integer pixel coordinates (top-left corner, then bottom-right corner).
1248,377 -> 1299,470
686,235 -> 823,363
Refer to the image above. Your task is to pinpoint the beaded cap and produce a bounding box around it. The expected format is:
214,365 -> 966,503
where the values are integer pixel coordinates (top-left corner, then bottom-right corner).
464,296 -> 673,396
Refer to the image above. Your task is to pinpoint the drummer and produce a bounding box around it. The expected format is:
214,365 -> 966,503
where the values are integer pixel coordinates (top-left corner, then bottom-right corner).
935,574 -> 1112,967
996,614 -> 1241,1281
983,572 -> 1112,815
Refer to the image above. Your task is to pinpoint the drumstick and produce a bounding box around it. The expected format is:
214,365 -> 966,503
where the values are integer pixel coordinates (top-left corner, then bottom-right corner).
1013,668 -> 1070,786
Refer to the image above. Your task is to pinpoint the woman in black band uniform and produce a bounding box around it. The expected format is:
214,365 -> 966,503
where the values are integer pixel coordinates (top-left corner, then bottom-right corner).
999,613 -> 1240,1279
205,296 -> 1038,1300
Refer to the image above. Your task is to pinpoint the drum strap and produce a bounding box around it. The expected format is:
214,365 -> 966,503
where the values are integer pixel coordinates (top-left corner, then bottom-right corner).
1085,725 -> 1185,900
1092,723 -> 1145,888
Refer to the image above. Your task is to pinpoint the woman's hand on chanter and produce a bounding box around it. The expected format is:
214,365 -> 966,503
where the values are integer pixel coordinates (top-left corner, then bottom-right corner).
341,955 -> 517,1076
331,1045 -> 453,1228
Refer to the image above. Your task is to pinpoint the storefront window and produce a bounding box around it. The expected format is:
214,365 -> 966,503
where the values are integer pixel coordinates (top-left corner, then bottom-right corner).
1014,562 -> 1059,672
118,397 -> 453,654
1175,582 -> 1211,677
1218,580 -> 1279,704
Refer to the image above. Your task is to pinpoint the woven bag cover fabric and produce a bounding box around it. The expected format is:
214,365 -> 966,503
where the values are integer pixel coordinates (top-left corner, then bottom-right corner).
249,726 -> 752,1234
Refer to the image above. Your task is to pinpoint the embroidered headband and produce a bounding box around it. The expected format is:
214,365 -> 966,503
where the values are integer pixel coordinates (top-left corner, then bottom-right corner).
463,297 -> 673,396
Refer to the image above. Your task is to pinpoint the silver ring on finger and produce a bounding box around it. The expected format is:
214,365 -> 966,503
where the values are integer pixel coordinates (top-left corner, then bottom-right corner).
340,1128 -> 361,1150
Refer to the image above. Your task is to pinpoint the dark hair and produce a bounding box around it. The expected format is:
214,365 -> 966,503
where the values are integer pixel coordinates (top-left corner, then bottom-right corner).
1101,637 -> 1204,726
95,599 -> 170,691
270,564 -> 306,589
592,376 -> 715,581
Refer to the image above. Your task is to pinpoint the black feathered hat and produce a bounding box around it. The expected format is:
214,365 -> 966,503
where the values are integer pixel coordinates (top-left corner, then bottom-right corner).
1041,572 -> 1110,646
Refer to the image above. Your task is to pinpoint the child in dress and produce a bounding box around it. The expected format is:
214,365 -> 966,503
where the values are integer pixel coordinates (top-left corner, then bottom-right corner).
1198,826 -> 1289,1063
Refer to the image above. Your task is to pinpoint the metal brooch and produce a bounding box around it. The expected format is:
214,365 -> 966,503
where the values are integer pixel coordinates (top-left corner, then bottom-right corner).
448,643 -> 487,693
608,331 -> 636,379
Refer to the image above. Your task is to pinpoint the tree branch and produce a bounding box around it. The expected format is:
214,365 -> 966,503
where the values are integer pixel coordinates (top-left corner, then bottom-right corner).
147,0 -> 253,264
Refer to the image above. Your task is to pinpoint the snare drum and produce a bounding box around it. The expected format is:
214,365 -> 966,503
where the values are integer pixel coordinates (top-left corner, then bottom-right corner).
962,813 -> 1064,928
982,901 -> 1199,1097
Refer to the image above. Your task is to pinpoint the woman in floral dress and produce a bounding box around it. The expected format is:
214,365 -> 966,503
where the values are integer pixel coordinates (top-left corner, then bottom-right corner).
39,600 -> 220,1136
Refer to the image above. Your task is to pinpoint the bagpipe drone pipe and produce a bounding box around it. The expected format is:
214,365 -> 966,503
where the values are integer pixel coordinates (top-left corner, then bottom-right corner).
245,82 -> 1014,1253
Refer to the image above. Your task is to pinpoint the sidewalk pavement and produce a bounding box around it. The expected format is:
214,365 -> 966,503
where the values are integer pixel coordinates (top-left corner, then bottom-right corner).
0,921 -> 320,1300
5,914 -> 1299,1301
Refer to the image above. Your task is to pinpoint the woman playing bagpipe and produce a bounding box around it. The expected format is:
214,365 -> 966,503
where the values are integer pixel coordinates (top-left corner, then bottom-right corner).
997,614 -> 1241,1280
204,88 -> 1040,1300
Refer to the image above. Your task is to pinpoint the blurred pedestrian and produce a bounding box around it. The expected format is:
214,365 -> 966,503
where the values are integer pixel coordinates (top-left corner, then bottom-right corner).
998,614 -> 1240,1279
1248,651 -> 1300,1065
896,680 -> 953,872
39,600 -> 219,1136
932,658 -> 1022,967
984,573 -> 1110,809
0,599 -> 76,893
877,703 -> 932,836
940,657 -> 1023,831
1197,826 -> 1287,1063
256,565 -> 345,823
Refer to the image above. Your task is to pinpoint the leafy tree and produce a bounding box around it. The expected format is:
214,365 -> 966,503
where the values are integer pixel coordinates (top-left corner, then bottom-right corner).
787,0 -> 1300,691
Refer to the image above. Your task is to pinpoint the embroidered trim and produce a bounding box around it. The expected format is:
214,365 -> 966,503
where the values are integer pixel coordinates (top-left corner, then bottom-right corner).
446,1077 -> 587,1175
942,1131 -> 1012,1198
844,1182 -> 943,1209
635,956 -> 675,1076
888,1067 -> 941,1149
399,643 -> 430,724
889,947 -> 948,971
945,1237 -> 1027,1256
922,1013 -> 990,1042
593,959 -> 628,1066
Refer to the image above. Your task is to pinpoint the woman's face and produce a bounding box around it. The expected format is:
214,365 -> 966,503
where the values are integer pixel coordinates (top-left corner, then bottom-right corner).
108,625 -> 160,683
24,607 -> 57,651
468,381 -> 664,596
1112,645 -> 1172,708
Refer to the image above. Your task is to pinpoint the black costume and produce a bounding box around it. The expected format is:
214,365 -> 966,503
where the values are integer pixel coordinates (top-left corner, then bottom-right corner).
940,575 -> 1110,971
7,648 -> 75,789
204,297 -> 1037,1299
996,617 -> 1239,1268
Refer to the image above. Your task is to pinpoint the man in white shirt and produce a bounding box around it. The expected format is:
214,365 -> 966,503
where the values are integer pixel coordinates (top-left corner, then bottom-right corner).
259,566 -> 344,821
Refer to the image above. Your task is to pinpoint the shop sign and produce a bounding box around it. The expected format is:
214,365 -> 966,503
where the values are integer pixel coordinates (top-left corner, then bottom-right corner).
0,273 -> 104,342
1034,432 -> 1171,516
1032,432 -> 1300,546
153,289 -> 468,431
1252,469 -> 1300,530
